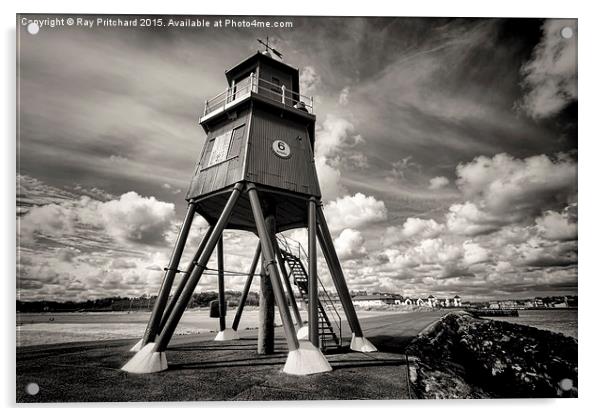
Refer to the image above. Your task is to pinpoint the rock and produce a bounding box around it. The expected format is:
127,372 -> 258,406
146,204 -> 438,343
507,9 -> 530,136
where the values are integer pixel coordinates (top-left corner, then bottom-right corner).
406,311 -> 577,399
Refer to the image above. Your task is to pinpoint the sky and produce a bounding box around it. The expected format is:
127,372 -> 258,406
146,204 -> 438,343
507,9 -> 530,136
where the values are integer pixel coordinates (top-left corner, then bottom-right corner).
16,16 -> 577,302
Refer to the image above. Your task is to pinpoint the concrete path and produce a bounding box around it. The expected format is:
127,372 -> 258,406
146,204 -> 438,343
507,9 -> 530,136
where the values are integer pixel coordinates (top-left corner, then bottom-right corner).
16,310 -> 446,402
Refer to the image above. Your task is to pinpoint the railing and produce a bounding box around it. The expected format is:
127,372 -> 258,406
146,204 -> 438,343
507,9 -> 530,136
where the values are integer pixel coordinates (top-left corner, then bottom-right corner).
202,73 -> 314,117
276,234 -> 343,347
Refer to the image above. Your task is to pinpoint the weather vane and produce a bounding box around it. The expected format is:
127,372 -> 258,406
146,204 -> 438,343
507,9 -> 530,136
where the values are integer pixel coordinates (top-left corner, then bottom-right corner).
257,36 -> 283,59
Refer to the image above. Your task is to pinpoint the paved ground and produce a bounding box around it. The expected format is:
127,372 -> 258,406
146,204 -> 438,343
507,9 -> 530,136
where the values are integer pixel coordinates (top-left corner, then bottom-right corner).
16,311 -> 446,402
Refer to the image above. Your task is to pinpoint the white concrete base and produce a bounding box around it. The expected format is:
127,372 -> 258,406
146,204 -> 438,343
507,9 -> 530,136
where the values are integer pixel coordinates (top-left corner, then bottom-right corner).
350,333 -> 378,352
283,340 -> 332,375
121,343 -> 167,374
129,338 -> 144,352
214,328 -> 240,341
296,325 -> 309,340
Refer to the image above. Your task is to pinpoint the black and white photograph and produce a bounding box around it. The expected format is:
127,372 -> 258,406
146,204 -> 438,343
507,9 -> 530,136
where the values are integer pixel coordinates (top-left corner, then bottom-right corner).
15,12 -> 578,403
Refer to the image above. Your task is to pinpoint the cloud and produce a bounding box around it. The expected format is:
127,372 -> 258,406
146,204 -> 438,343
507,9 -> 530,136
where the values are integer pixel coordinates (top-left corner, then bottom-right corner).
334,229 -> 367,260
385,156 -> 421,182
535,205 -> 577,241
446,202 -> 505,236
454,153 -> 576,228
383,218 -> 445,246
428,176 -> 450,190
338,86 -> 350,105
20,191 -> 176,246
314,115 -> 368,200
316,114 -> 365,159
323,193 -> 387,233
315,156 -> 345,200
462,241 -> 489,265
518,19 -> 577,119
96,192 -> 175,245
299,66 -> 320,93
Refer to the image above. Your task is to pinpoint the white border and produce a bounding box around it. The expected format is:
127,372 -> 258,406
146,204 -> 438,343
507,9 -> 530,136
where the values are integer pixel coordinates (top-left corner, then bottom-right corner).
3,1 -> 600,414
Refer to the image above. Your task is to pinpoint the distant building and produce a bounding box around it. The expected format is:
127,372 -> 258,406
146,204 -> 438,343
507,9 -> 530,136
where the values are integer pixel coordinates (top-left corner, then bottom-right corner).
453,295 -> 462,307
352,294 -> 399,307
427,295 -> 437,307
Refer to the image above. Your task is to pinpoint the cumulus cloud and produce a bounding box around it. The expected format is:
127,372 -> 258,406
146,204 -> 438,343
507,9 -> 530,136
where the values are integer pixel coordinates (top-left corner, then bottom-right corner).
536,205 -> 577,241
316,114 -> 365,159
96,192 -> 175,245
20,191 -> 176,246
462,241 -> 489,265
383,218 -> 445,246
519,19 -> 577,119
428,176 -> 450,190
452,153 -> 576,233
324,193 -> 387,233
446,202 -> 505,236
334,228 -> 367,260
314,115 -> 368,200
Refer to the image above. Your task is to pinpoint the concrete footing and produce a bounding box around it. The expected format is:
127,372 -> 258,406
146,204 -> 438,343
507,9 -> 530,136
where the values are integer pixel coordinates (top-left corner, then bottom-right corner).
214,328 -> 240,341
296,326 -> 309,340
121,343 -> 167,374
350,334 -> 378,352
129,338 -> 144,352
282,340 -> 332,375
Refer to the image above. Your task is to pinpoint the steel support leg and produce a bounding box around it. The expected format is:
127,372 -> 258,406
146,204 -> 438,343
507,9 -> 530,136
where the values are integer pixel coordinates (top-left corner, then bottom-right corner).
153,183 -> 243,352
272,232 -> 304,329
247,184 -> 300,352
217,235 -> 226,332
232,242 -> 261,331
158,226 -> 214,333
316,204 -> 364,337
307,197 -> 319,347
257,258 -> 275,354
140,203 -> 196,346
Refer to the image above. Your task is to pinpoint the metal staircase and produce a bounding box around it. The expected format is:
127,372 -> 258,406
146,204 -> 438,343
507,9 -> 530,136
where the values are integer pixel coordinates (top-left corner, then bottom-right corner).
277,235 -> 343,350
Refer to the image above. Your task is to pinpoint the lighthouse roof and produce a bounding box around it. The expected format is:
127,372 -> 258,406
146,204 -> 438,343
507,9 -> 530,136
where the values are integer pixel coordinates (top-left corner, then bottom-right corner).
225,51 -> 299,84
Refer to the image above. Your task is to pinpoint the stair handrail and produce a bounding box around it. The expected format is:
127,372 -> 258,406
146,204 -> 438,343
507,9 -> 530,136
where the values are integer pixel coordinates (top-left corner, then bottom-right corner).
277,232 -> 343,346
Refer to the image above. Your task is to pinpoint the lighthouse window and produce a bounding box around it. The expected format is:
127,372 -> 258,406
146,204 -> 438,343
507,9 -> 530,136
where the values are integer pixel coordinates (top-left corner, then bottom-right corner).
206,129 -> 233,167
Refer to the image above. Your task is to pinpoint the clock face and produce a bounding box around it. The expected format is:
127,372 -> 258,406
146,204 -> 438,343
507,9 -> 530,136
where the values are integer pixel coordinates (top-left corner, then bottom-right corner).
272,139 -> 291,158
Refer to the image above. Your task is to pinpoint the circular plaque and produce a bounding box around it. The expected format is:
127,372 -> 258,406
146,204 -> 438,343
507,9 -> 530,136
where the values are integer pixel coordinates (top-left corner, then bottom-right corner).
272,140 -> 291,158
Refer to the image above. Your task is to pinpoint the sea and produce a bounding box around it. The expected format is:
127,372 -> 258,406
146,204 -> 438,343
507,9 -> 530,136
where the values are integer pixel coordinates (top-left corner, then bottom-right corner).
486,309 -> 577,339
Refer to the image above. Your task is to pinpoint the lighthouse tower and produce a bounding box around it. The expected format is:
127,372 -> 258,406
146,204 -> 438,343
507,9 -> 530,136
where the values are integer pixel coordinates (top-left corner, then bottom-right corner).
122,43 -> 377,375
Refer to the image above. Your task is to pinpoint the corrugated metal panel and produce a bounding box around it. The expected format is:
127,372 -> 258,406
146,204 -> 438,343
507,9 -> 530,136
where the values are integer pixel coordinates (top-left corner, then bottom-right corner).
186,109 -> 250,200
246,107 -> 321,197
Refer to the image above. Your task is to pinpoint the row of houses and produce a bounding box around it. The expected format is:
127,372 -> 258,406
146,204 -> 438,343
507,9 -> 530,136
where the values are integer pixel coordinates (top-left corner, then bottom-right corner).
351,294 -> 462,308
488,296 -> 574,310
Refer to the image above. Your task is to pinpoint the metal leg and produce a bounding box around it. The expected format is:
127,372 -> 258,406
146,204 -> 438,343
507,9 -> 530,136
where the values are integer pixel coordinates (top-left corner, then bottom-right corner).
272,231 -> 304,329
247,184 -> 300,352
307,197 -> 319,347
153,183 -> 243,352
158,226 -> 214,333
316,204 -> 363,337
232,242 -> 261,331
141,203 -> 196,346
257,258 -> 275,355
217,234 -> 226,332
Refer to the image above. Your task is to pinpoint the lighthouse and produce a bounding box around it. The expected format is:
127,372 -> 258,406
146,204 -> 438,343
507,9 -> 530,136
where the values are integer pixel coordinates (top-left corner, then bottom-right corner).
122,41 -> 377,376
